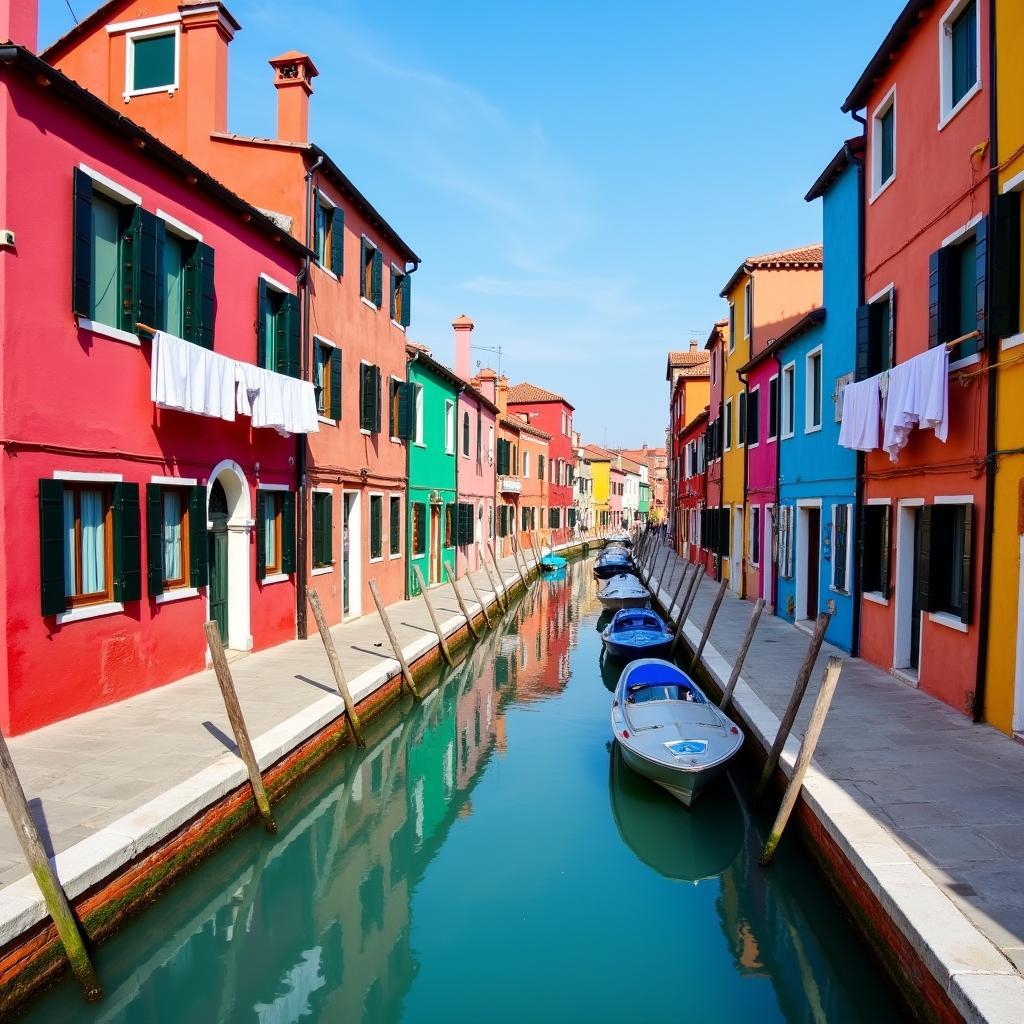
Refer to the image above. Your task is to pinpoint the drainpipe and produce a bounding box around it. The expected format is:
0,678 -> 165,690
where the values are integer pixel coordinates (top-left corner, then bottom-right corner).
974,0 -> 998,723
849,110 -> 867,658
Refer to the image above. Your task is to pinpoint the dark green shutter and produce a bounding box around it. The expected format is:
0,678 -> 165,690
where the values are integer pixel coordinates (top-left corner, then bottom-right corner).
330,207 -> 345,276
370,498 -> 382,558
113,482 -> 141,602
189,485 -> 208,587
928,251 -> 941,348
39,479 -> 67,616
373,366 -> 382,433
281,491 -> 296,574
132,209 -> 161,333
329,348 -> 342,420
916,505 -> 932,612
183,242 -> 214,348
256,277 -> 268,368
279,293 -> 301,379
970,216 -> 987,358
390,272 -> 397,322
390,498 -> 401,554
120,207 -> 138,332
323,495 -> 333,566
888,290 -> 897,369
255,490 -> 267,581
359,364 -> 373,430
372,249 -> 383,308
360,237 -> 369,298
401,273 -> 411,327
878,505 -> 891,596
312,494 -> 325,567
72,168 -> 93,318
398,381 -> 413,439
855,304 -> 871,381
960,503 -> 973,625
146,483 -> 164,597
992,192 -> 1021,339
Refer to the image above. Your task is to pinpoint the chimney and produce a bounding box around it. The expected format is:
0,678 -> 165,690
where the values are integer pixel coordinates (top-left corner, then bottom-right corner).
179,2 -> 239,150
453,313 -> 474,381
474,366 -> 497,404
269,51 -> 318,143
689,340 -> 697,351
1,0 -> 38,50
497,375 -> 509,415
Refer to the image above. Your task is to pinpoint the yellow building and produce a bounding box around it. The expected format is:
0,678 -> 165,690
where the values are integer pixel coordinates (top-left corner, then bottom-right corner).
985,3 -> 1024,736
586,446 -> 613,527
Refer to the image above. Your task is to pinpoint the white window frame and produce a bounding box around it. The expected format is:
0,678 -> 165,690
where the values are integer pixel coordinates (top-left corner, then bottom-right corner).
388,373 -> 404,442
389,262 -> 407,332
388,492 -> 403,560
767,373 -> 779,442
414,384 -> 425,447
863,497 -> 892,606
938,0 -> 982,130
940,214 -> 985,371
749,504 -> 761,568
724,398 -> 733,451
870,85 -> 897,202
743,280 -> 752,340
310,487 -> 335,577
728,302 -> 736,352
313,190 -> 339,279
124,24 -> 181,101
444,400 -> 455,455
781,362 -> 796,439
360,235 -> 380,310
748,384 -> 760,450
804,345 -> 823,434
523,450 -> 530,478
829,503 -> 854,595
368,491 -> 385,564
313,336 -> 339,427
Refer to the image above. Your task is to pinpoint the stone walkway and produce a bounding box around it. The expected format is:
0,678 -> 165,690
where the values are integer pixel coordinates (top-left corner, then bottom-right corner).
642,540 -> 1024,979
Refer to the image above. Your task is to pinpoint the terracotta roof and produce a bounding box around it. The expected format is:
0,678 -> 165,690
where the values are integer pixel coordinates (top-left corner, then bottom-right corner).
720,244 -> 823,297
665,347 -> 711,381
507,381 -> 573,408
582,444 -> 615,461
499,415 -> 551,441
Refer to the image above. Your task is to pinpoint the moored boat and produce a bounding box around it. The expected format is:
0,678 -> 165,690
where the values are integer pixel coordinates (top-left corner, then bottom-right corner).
593,549 -> 636,579
602,607 -> 671,657
540,552 -> 567,572
610,659 -> 743,807
597,575 -> 651,611
606,531 -> 632,547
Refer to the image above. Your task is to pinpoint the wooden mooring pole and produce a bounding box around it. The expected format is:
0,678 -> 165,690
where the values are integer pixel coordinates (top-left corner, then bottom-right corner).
307,590 -> 365,747
670,565 -> 704,656
720,598 -> 765,712
479,550 -> 507,612
204,621 -> 277,834
445,568 -> 481,641
754,611 -> 832,801
488,543 -> 512,604
509,541 -> 528,588
679,564 -> 705,626
667,563 -> 690,622
690,577 -> 729,671
657,545 -> 672,589
0,732 -> 102,1001
413,566 -> 453,666
760,656 -> 844,866
464,569 -> 493,628
368,580 -> 422,701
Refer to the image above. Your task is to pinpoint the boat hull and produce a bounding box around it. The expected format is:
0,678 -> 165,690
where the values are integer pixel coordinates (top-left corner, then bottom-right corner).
603,637 -> 671,660
597,593 -> 650,610
593,563 -> 637,580
618,742 -> 730,807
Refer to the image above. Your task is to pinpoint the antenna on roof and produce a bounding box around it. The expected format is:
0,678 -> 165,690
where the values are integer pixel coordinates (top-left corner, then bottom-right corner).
471,343 -> 503,376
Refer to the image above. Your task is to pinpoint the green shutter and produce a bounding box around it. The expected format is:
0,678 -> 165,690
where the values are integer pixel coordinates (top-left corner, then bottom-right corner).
146,483 -> 164,597
917,505 -> 933,612
360,364 -> 374,431
360,237 -> 369,299
970,216 -> 987,358
370,497 -> 382,558
72,168 -> 93,317
329,348 -> 342,420
194,242 -> 216,350
390,498 -> 401,554
130,208 -> 162,333
281,490 -> 296,574
878,505 -> 891,596
398,381 -> 413,439
120,207 -> 137,332
960,503 -> 973,625
278,293 -> 301,379
372,249 -> 383,308
373,366 -> 382,433
330,207 -> 345,276
189,485 -> 208,587
312,494 -> 325,567
113,482 -> 141,602
256,277 -> 268,368
39,479 -> 67,616
401,273 -> 411,328
255,490 -> 267,581
390,272 -> 397,322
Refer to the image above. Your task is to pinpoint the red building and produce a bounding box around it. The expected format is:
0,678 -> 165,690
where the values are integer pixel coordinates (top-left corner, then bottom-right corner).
703,321 -> 728,577
507,383 -> 576,542
0,43 -> 311,733
678,409 -> 710,570
843,0 -> 990,714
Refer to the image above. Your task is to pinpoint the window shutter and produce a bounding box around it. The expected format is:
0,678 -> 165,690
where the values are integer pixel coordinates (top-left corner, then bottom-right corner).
312,494 -> 324,566
256,278 -> 268,368
360,237 -> 369,298
855,304 -> 871,381
120,206 -> 138,332
916,505 -> 932,612
928,250 -> 941,348
398,381 -> 413,439
329,347 -> 342,420
323,495 -> 334,566
887,290 -> 897,369
389,272 -> 397,322
133,209 -> 162,333
960,502 -> 973,624
372,249 -> 383,308
373,365 -> 382,433
279,293 -> 301,379
72,168 -> 94,318
370,498 -> 382,556
255,490 -> 266,581
113,482 -> 141,602
330,207 -> 345,276
189,485 -> 208,587
401,273 -> 411,328
194,243 -> 216,350
146,483 -> 164,597
972,215 -> 987,357
878,505 -> 891,595
992,192 -> 1021,339
39,479 -> 67,617
390,499 -> 401,554
360,364 -> 374,431
281,491 -> 296,574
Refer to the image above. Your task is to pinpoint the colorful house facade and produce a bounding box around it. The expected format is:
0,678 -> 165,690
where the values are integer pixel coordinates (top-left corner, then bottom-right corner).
665,344 -> 711,552
703,321 -> 728,575
843,0 -> 990,715
573,437 -> 595,532
0,44 -> 311,734
609,465 -> 625,529
679,409 -> 709,567
586,445 -> 613,527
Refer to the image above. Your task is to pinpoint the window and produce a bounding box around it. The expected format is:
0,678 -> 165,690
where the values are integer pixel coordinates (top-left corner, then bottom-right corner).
127,29 -> 178,95
743,281 -> 752,339
746,388 -> 760,447
930,220 -> 985,361
831,504 -> 851,593
768,375 -> 779,440
389,496 -> 401,556
857,289 -> 895,380
445,401 -> 455,454
462,411 -> 471,457
457,503 -> 474,547
724,399 -> 733,450
861,504 -> 891,596
728,302 -> 736,352
360,238 -> 383,307
314,194 -> 344,276
312,492 -> 333,569
920,502 -> 973,624
749,506 -> 760,567
144,482 -> 205,597
90,190 -> 127,330
413,384 -> 424,444
737,392 -> 747,448
258,279 -> 300,378
412,503 -> 426,556
359,363 -> 382,433
776,505 -> 794,580
161,219 -> 213,347
257,489 -> 296,580
805,348 -> 822,432
314,341 -> 342,420
389,378 -> 413,439
872,89 -> 896,196
390,267 -> 411,328
549,507 -> 561,529
941,0 -> 979,120
496,438 -> 511,475
476,409 -> 483,463
523,451 -> 530,478
369,495 -> 383,560
62,484 -> 114,606
781,363 -> 796,437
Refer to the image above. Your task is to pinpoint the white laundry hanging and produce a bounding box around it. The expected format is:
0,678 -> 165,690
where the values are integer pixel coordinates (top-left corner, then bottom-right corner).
151,331 -> 236,422
838,376 -> 881,451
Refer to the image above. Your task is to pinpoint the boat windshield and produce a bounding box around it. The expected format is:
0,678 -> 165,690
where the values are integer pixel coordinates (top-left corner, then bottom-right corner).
616,614 -> 658,630
626,684 -> 702,704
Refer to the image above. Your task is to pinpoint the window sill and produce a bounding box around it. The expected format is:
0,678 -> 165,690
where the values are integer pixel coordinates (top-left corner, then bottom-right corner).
360,297 -> 379,311
317,415 -> 338,427
390,320 -> 407,333
863,590 -> 889,607
56,601 -> 124,625
869,174 -> 896,205
804,424 -> 823,435
929,610 -> 968,633
369,556 -> 384,564
311,565 -> 334,577
76,317 -> 141,347
1001,332 -> 1024,351
360,428 -> 372,436
124,84 -> 178,101
949,352 -> 981,372
389,552 -> 402,560
937,81 -> 981,132
828,585 -> 850,597
314,262 -> 339,282
261,573 -> 289,586
155,587 -> 199,605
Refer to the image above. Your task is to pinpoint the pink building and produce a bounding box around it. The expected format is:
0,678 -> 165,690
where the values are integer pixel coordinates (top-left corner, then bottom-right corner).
0,40 -> 312,733
609,465 -> 626,528
452,316 -> 498,575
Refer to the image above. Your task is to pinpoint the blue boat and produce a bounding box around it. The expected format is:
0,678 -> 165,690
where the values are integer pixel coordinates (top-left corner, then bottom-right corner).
602,608 -> 672,660
593,549 -> 636,579
540,553 -> 567,572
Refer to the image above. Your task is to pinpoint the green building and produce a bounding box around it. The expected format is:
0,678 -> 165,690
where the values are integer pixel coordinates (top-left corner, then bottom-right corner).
406,348 -> 460,595
638,481 -> 651,521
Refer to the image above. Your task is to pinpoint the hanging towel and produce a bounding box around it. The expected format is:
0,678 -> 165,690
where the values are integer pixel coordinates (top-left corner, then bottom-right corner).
235,364 -> 319,435
916,344 -> 949,442
838,376 -> 881,451
882,345 -> 950,462
151,331 -> 236,422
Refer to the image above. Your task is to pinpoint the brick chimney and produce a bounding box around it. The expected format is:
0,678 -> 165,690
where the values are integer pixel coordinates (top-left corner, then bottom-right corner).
1,0 -> 37,50
689,340 -> 697,351
496,375 -> 509,416
180,3 -> 239,151
453,313 -> 474,381
474,366 -> 497,404
269,51 -> 318,143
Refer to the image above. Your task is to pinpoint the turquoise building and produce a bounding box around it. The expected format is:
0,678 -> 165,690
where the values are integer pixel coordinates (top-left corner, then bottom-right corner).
775,139 -> 862,653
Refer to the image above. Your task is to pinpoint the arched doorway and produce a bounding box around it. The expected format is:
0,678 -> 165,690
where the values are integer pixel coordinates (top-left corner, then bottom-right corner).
207,461 -> 252,651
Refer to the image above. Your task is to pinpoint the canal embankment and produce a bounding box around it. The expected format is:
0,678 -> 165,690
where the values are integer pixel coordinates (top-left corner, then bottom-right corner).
0,539 -> 591,1014
643,541 -> 1024,1024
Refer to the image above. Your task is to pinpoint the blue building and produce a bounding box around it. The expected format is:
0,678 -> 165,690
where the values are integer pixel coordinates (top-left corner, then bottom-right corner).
774,138 -> 863,652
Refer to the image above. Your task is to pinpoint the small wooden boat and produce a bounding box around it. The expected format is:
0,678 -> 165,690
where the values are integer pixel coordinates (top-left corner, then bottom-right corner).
611,659 -> 743,807
606,531 -> 632,547
597,574 -> 650,611
539,551 -> 567,572
593,549 -> 636,579
602,607 -> 671,658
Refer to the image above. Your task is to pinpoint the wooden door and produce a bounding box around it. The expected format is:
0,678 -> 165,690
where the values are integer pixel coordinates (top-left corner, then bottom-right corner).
806,508 -> 820,620
430,505 -> 441,584
208,517 -> 229,642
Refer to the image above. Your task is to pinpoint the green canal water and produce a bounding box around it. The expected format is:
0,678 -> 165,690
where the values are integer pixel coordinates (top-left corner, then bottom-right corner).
25,559 -> 909,1023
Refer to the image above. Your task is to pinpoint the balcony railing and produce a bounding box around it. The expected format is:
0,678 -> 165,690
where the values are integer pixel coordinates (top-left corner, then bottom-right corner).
498,476 -> 522,494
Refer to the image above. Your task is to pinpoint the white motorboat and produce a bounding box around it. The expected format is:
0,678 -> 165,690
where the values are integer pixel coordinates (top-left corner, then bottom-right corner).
597,574 -> 650,610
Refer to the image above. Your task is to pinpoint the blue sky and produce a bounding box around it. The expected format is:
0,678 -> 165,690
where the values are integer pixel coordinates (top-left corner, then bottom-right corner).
42,0 -> 897,448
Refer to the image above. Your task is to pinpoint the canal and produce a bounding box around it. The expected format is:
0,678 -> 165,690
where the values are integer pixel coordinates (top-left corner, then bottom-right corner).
25,557 -> 909,1023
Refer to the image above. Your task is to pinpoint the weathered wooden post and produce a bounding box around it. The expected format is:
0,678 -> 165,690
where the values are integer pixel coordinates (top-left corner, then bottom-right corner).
679,563 -> 706,626
669,566 -> 704,656
479,550 -> 507,611
368,579 -> 423,701
413,566 -> 453,666
509,541 -> 528,588
204,621 -> 277,834
488,542 -> 512,604
760,656 -> 843,866
657,545 -> 672,589
445,567 -> 481,641
0,733 -> 102,1001
691,577 -> 729,671
465,569 -> 493,628
754,611 -> 832,800
667,563 -> 690,622
720,599 -> 765,712
307,590 -> 365,747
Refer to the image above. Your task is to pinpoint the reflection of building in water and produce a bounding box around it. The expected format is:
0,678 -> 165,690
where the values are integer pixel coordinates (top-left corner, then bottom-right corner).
498,574 -> 574,701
